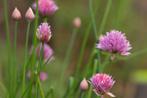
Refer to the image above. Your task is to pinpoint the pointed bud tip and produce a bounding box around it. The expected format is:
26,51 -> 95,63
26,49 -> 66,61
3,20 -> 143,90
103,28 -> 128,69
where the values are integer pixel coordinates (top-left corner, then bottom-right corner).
25,7 -> 35,21
80,78 -> 89,91
12,7 -> 22,20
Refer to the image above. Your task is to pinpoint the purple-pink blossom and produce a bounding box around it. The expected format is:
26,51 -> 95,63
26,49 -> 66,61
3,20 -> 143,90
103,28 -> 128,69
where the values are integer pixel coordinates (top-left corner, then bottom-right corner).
33,0 -> 58,16
36,22 -> 52,42
39,72 -> 48,81
97,30 -> 132,56
90,73 -> 115,97
36,43 -> 54,63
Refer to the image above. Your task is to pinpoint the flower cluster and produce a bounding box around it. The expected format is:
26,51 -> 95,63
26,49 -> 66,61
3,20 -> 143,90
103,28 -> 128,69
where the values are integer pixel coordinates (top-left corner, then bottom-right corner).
90,73 -> 115,97
36,22 -> 52,42
97,30 -> 132,56
33,0 -> 58,16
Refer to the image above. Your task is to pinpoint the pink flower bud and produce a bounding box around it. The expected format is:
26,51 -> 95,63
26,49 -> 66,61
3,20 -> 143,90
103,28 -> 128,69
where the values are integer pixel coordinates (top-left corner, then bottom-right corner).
73,17 -> 81,28
39,72 -> 48,81
80,78 -> 88,91
12,7 -> 22,20
25,7 -> 35,21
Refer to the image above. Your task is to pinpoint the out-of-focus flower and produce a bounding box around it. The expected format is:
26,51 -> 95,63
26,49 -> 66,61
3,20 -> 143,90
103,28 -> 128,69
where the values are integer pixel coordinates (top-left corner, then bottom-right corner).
39,72 -> 48,81
33,0 -> 58,16
36,22 -> 52,42
97,30 -> 132,56
73,17 -> 81,28
32,3 -> 37,10
12,7 -> 22,20
36,43 -> 54,63
80,78 -> 89,91
25,7 -> 35,21
90,73 -> 115,97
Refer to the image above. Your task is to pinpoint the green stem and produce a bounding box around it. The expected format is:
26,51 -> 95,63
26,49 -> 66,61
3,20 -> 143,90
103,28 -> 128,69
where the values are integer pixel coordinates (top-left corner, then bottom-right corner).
33,0 -> 39,46
79,91 -> 84,98
13,21 -> 18,95
98,0 -> 112,34
89,0 -> 98,39
83,46 -> 95,77
87,58 -> 98,98
22,21 -> 31,94
75,23 -> 91,77
14,22 -> 18,62
3,0 -> 11,97
38,77 -> 45,98
3,0 -> 10,51
35,77 -> 39,98
61,28 -> 78,81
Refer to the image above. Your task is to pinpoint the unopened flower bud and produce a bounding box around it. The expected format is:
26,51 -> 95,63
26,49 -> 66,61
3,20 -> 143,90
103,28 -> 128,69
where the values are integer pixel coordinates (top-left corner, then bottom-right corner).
80,78 -> 88,91
73,17 -> 81,28
25,7 -> 35,21
12,7 -> 22,20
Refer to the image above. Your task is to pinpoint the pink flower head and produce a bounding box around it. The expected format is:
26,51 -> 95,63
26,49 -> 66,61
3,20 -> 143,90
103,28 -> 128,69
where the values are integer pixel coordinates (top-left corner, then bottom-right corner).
36,43 -> 54,63
33,0 -> 58,16
90,73 -> 115,97
36,22 -> 52,42
97,30 -> 132,56
39,72 -> 48,81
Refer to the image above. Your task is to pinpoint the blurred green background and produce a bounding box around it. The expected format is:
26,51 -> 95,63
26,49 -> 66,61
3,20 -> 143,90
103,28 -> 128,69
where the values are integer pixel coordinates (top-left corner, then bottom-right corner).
0,0 -> 147,98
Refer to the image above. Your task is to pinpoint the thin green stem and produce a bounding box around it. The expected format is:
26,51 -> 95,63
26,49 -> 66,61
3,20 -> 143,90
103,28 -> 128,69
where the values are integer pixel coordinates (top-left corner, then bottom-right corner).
13,21 -> 18,95
98,0 -> 112,35
35,77 -> 39,98
75,23 -> 91,77
79,91 -> 84,98
14,22 -> 18,62
33,0 -> 39,46
83,46 -> 95,77
89,0 -> 98,39
3,0 -> 10,51
60,28 -> 78,81
3,0 -> 11,97
38,77 -> 45,98
87,58 -> 98,98
22,21 -> 31,94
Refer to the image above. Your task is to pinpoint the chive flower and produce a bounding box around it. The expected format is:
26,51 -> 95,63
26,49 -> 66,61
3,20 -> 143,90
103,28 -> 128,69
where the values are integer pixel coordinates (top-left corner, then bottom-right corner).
90,73 -> 115,97
97,30 -> 132,56
36,43 -> 54,63
33,0 -> 58,16
36,22 -> 52,42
